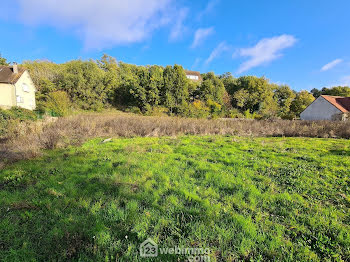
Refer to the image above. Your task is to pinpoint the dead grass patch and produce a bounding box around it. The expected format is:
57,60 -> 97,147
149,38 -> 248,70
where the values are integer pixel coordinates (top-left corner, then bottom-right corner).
0,113 -> 349,167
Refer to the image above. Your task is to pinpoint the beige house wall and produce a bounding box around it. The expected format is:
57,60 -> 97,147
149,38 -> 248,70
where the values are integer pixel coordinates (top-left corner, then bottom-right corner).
14,71 -> 36,110
0,83 -> 15,109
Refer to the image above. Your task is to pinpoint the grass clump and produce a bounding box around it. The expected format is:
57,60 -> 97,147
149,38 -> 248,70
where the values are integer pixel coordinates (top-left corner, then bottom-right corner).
0,136 -> 349,261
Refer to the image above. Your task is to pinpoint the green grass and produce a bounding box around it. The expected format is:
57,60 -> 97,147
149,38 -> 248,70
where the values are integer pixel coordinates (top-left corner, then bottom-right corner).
0,136 -> 349,261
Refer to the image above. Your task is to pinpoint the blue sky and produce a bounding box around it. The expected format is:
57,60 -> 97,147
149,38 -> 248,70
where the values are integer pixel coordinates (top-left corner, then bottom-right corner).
1,0 -> 350,91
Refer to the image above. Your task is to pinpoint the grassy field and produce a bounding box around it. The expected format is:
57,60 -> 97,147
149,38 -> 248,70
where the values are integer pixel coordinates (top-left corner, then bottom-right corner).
0,136 -> 349,261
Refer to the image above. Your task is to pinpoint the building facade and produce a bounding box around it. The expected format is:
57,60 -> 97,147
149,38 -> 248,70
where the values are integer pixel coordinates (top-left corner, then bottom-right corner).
300,95 -> 350,121
0,65 -> 36,110
185,70 -> 202,82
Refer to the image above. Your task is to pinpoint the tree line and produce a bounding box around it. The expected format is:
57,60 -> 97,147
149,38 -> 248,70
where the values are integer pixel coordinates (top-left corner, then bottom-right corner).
2,54 -> 350,118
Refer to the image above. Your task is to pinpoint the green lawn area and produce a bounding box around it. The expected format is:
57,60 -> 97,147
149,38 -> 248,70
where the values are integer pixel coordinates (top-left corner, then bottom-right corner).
0,136 -> 349,261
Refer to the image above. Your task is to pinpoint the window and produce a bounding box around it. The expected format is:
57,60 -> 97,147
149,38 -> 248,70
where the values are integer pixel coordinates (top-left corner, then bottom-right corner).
22,83 -> 29,92
16,96 -> 23,103
186,75 -> 199,80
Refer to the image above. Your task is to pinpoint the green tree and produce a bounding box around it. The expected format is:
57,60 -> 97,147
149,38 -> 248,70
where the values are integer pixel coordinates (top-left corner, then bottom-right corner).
290,90 -> 315,117
97,54 -> 120,105
311,86 -> 350,98
58,60 -> 108,110
231,76 -> 277,116
0,54 -> 9,66
199,72 -> 226,105
146,65 -> 163,107
274,85 -> 296,117
219,72 -> 237,95
115,62 -> 140,107
161,65 -> 189,114
44,91 -> 71,116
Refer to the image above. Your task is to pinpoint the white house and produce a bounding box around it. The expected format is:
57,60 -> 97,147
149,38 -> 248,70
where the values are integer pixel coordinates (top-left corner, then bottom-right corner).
0,64 -> 36,110
300,95 -> 350,121
185,70 -> 202,82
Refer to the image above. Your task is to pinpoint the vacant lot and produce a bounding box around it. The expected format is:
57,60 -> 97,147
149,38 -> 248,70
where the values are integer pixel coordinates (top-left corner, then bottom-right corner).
1,112 -> 350,168
0,136 -> 349,261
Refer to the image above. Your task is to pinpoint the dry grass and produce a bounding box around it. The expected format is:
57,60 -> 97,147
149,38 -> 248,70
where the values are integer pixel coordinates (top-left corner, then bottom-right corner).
1,112 -> 349,167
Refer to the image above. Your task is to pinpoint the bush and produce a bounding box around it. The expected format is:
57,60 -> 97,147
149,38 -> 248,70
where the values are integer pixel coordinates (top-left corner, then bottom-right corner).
44,91 -> 71,117
0,109 -> 11,136
7,107 -> 37,121
144,106 -> 169,116
125,106 -> 142,115
182,100 -> 210,118
0,107 -> 37,137
227,108 -> 244,118
207,99 -> 223,118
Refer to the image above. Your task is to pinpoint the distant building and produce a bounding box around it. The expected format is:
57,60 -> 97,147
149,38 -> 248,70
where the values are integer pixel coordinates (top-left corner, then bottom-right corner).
185,70 -> 202,82
0,64 -> 36,110
300,95 -> 350,121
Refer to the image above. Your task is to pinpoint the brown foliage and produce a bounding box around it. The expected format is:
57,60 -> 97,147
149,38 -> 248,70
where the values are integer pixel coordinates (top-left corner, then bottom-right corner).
0,113 -> 349,167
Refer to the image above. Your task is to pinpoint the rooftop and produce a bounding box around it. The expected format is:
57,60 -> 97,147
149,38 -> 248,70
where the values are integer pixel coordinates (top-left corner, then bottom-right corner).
321,95 -> 350,113
0,65 -> 26,84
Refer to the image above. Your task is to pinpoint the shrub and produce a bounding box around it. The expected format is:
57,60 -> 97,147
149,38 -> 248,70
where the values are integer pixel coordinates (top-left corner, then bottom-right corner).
125,106 -> 142,115
182,100 -> 210,118
207,99 -> 223,118
7,107 -> 37,121
227,108 -> 244,118
144,106 -> 169,116
0,107 -> 37,137
0,109 -> 11,136
44,91 -> 71,117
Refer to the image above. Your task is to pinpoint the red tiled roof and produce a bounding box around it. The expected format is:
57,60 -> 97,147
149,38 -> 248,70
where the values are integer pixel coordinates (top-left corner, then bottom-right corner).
321,95 -> 350,113
0,66 -> 26,84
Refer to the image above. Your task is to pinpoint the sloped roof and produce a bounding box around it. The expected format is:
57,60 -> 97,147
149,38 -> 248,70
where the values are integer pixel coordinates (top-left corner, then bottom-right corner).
185,70 -> 201,77
321,95 -> 350,113
0,66 -> 26,84
184,70 -> 202,81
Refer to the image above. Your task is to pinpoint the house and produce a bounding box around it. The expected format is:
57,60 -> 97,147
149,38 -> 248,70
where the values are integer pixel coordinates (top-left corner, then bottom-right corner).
300,95 -> 350,121
0,64 -> 36,110
185,70 -> 202,82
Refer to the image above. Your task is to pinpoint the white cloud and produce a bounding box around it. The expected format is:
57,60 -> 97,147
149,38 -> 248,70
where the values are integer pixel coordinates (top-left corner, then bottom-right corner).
14,0 -> 176,50
169,8 -> 188,41
236,34 -> 297,74
191,27 -> 214,48
321,59 -> 343,72
205,41 -> 230,65
197,0 -> 220,20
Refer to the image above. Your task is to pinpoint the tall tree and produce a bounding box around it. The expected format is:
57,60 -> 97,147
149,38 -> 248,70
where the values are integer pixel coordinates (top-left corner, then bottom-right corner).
219,72 -> 237,95
231,76 -> 277,116
199,72 -> 226,105
290,90 -> 315,116
58,60 -> 108,110
274,85 -> 296,117
311,86 -> 350,98
97,54 -> 120,105
161,65 -> 189,114
0,54 -> 9,66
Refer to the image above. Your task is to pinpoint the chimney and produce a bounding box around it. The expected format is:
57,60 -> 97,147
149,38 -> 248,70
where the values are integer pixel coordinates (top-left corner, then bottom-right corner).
12,62 -> 18,74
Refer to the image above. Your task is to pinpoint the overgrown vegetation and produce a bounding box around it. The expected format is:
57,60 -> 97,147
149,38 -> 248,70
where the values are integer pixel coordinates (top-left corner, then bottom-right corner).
0,136 -> 349,261
20,54 -> 350,119
0,107 -> 37,137
1,112 -> 349,167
